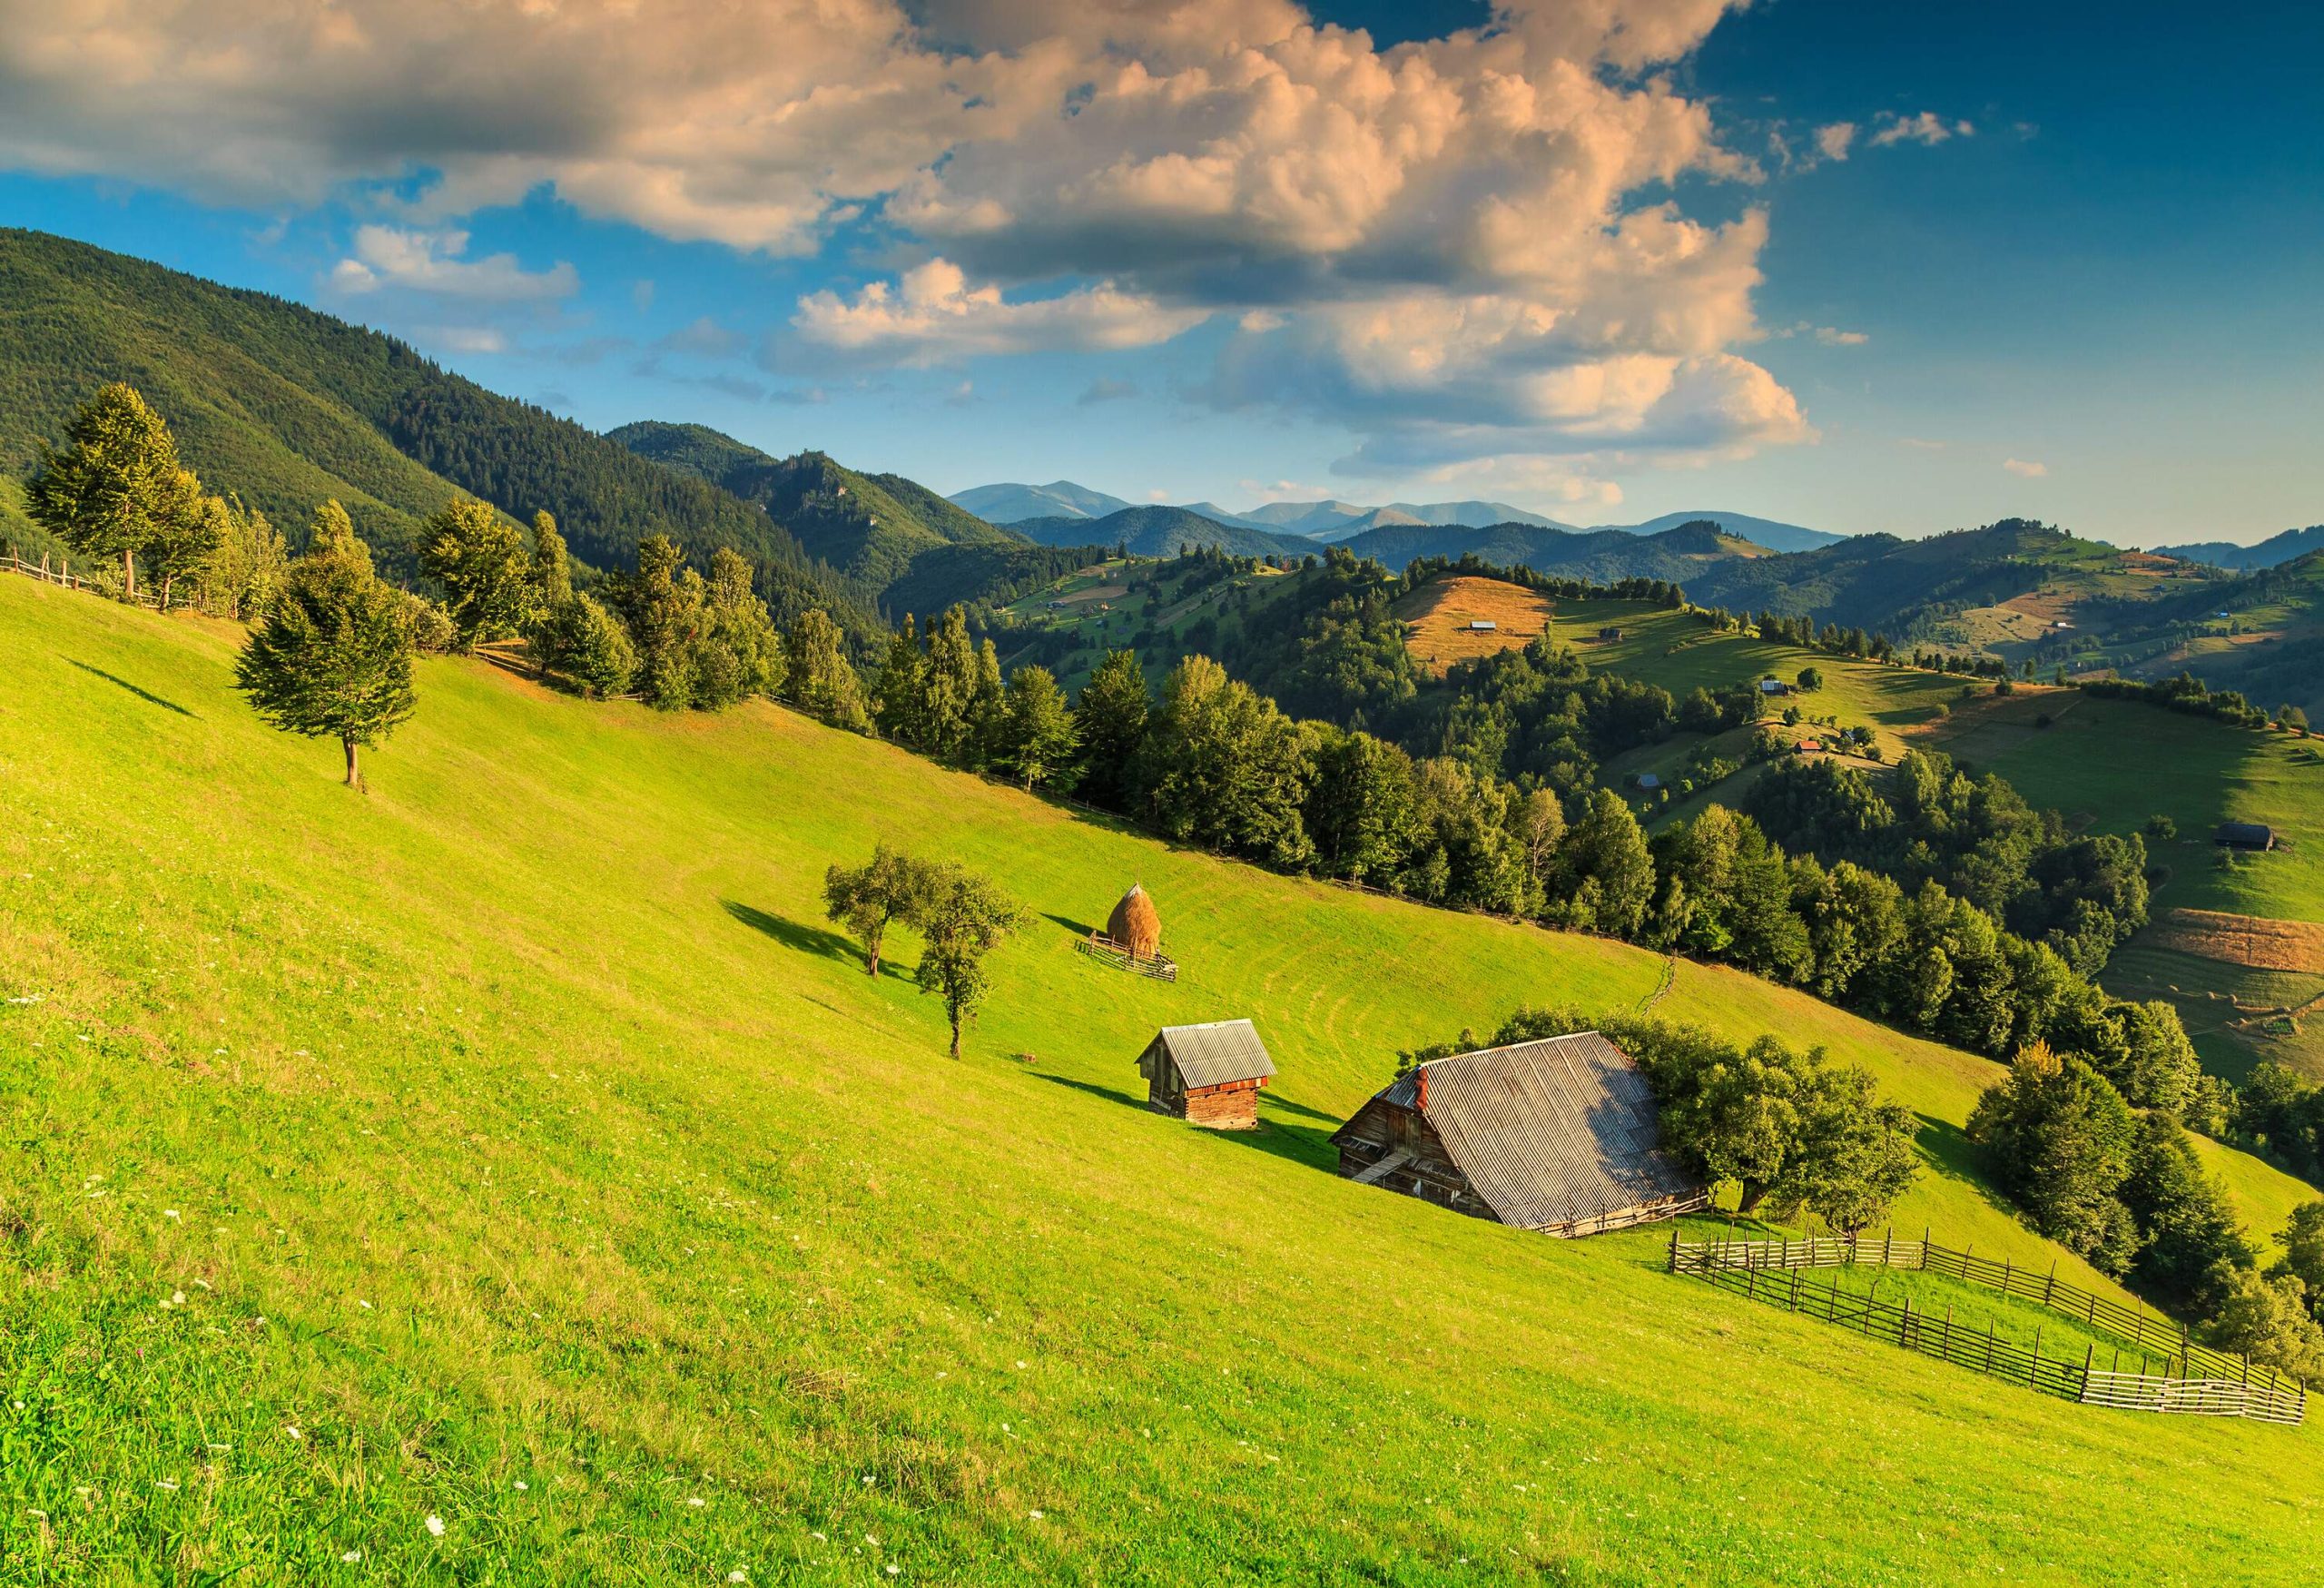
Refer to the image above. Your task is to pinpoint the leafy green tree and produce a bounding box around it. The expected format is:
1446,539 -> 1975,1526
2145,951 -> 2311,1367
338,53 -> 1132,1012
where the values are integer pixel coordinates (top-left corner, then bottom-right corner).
2204,1269 -> 2324,1381
970,637 -> 1006,765
872,616 -> 926,744
2279,1202 -> 2324,1318
610,534 -> 710,710
535,594 -> 636,697
1652,1034 -> 1802,1213
1074,648 -> 1150,808
143,470 -> 216,610
27,382 -> 198,603
1515,787 -> 1567,889
1791,1064 -> 1921,1234
822,844 -> 940,978
995,665 -> 1078,790
1306,728 -> 1420,883
1966,1042 -> 2139,1271
524,510 -> 572,662
419,498 -> 531,648
786,608 -> 867,728
1138,655 -> 1315,869
695,547 -> 785,707
1548,790 -> 1654,938
234,501 -> 417,789
919,607 -> 980,759
912,866 -> 1028,1058
2121,1113 -> 2250,1312
194,494 -> 288,621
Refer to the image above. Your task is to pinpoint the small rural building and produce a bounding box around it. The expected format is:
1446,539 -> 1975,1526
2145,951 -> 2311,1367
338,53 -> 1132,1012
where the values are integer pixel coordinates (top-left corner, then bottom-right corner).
1758,677 -> 1790,696
1329,1031 -> 1706,1236
1636,772 -> 1662,791
1796,738 -> 1823,754
1464,618 -> 1498,632
1137,1020 -> 1275,1129
1597,626 -> 1623,642
2216,823 -> 2277,852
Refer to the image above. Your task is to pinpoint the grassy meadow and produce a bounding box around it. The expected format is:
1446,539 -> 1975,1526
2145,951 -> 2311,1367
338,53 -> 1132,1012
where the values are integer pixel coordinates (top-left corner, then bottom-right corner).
5,575 -> 2323,1583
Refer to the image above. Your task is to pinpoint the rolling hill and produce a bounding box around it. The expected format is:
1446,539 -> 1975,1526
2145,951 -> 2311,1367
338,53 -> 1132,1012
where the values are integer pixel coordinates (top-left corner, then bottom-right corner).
948,479 -> 1135,525
2157,525 -> 2324,570
1602,509 -> 1845,554
0,229 -> 883,644
1339,518 -> 1769,580
5,572 -> 2319,1582
1009,506 -> 1313,559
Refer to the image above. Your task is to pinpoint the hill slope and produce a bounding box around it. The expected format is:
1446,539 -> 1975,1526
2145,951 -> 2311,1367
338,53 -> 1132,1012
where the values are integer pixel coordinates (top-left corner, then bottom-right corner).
1605,509 -> 1845,554
2,575 -> 2317,1581
0,229 -> 881,640
1011,505 -> 1312,558
2157,525 -> 2324,570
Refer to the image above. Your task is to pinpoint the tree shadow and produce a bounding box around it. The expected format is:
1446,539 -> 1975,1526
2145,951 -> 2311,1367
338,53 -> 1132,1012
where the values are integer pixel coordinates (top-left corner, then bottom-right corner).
68,660 -> 198,718
721,900 -> 902,978
1028,1070 -> 1342,1170
1042,912 -> 1100,938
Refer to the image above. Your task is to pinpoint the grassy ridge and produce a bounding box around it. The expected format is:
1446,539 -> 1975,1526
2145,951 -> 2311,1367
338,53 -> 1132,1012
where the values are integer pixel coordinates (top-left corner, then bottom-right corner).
2,576 -> 2319,1583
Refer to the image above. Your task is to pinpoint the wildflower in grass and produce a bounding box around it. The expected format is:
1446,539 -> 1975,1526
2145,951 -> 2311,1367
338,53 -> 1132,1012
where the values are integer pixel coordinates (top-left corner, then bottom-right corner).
886,1566 -> 900,1578
341,1551 -> 360,1563
514,1481 -> 528,1492
687,1496 -> 705,1508
1029,1510 -> 1044,1521
425,1514 -> 446,1536
283,1425 -> 303,1440
155,1480 -> 178,1492
163,1209 -> 180,1220
728,1573 -> 748,1583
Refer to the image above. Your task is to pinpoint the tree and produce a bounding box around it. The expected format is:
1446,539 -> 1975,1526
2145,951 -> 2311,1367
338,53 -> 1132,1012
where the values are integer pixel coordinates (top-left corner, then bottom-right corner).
695,547 -> 785,707
193,494 -> 288,621
418,498 -> 531,648
1548,790 -> 1654,937
1306,729 -> 1420,883
1796,666 -> 1823,692
2121,1113 -> 2250,1312
912,866 -> 1028,1058
1074,649 -> 1150,809
525,510 -> 572,659
1791,1065 -> 1920,1235
995,666 -> 1078,790
27,382 -> 199,603
2204,1269 -> 2324,1381
822,845 -> 939,978
1138,655 -> 1314,869
233,501 -> 417,789
1965,1042 -> 2139,1270
143,470 -> 216,610
1516,787 -> 1567,887
2279,1202 -> 2324,1319
535,594 -> 637,697
920,607 -> 980,759
786,608 -> 867,728
872,616 -> 926,744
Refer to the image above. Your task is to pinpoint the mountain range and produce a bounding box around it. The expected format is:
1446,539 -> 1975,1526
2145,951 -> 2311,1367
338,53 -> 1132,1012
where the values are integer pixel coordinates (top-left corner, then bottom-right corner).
2154,525 -> 2324,570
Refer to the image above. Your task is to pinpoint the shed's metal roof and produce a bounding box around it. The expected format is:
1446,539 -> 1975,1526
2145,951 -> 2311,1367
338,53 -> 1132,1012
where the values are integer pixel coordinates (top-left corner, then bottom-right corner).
1149,1020 -> 1275,1089
1343,1032 -> 1699,1229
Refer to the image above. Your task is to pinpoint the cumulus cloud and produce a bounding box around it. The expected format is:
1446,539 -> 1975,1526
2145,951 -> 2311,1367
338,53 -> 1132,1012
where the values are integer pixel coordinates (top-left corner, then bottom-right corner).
0,0 -> 1814,479
327,226 -> 576,301
1870,112 -> 1974,148
791,259 -> 1206,365
1814,123 -> 1857,163
2004,457 -> 2048,478
1077,378 -> 1140,405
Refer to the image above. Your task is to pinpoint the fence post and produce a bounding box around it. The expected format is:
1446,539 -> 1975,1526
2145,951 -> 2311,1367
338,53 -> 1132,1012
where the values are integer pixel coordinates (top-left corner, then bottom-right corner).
2082,1343 -> 2093,1400
1942,1305 -> 1954,1362
1669,1225 -> 1679,1273
1921,1228 -> 1930,1271
1883,1228 -> 1893,1268
2043,1261 -> 2057,1308
2032,1326 -> 2042,1387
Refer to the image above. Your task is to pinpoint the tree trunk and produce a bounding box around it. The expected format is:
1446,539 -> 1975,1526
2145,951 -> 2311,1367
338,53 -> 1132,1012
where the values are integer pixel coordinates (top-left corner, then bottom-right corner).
122,548 -> 136,604
1737,1181 -> 1768,1215
342,737 -> 362,790
159,574 -> 174,611
865,938 -> 881,978
949,1010 -> 963,1060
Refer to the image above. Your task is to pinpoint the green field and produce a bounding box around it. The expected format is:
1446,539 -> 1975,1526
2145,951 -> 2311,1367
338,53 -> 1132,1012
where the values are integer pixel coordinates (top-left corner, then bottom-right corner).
990,557 -> 1301,690
5,574 -> 2323,1583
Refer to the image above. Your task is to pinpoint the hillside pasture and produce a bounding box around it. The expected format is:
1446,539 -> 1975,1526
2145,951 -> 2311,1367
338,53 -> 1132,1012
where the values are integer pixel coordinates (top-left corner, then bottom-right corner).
7,575 -> 2324,1581
1393,575 -> 1554,675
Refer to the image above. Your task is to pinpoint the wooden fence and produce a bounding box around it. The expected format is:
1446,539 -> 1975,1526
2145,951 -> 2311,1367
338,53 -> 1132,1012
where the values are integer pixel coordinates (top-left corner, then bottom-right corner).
1670,1230 -> 2305,1425
1076,932 -> 1178,981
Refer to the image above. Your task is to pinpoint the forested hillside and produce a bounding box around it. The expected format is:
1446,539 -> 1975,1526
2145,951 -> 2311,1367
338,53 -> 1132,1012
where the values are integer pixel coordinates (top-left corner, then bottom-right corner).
0,230 -> 881,643
1011,505 -> 1312,558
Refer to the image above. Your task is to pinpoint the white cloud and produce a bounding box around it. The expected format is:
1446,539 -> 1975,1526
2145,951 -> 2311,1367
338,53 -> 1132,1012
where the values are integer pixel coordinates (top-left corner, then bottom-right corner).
1,0 -> 1813,478
419,326 -> 510,354
2003,457 -> 2048,478
1077,377 -> 1139,406
1814,123 -> 1856,163
327,227 -> 576,301
1870,112 -> 1974,148
792,259 -> 1206,365
1815,327 -> 1868,346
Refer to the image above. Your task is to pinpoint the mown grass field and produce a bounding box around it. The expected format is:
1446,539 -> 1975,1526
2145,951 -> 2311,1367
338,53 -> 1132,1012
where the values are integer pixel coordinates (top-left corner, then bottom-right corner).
4,575 -> 2321,1584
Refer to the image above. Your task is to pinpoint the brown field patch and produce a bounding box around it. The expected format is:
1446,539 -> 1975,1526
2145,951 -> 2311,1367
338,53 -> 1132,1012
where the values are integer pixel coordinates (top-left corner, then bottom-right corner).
1057,583 -> 1128,606
2146,909 -> 2324,974
1393,576 -> 1555,676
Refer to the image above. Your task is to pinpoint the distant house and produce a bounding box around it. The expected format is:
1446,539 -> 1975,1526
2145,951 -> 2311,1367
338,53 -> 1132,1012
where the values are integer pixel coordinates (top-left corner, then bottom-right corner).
1758,677 -> 1790,695
2216,610 -> 2233,619
1137,1020 -> 1275,1129
2052,619 -> 2074,629
1635,773 -> 1662,791
1796,739 -> 1822,754
2215,823 -> 2277,852
1597,626 -> 1623,642
1330,1031 -> 1707,1237
1463,619 -> 1498,632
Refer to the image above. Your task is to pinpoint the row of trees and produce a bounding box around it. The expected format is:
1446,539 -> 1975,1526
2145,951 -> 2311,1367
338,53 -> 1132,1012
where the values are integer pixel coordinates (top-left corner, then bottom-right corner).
25,381 -> 289,616
822,845 -> 1026,1057
1967,1043 -> 2324,1377
1403,1006 -> 1920,1235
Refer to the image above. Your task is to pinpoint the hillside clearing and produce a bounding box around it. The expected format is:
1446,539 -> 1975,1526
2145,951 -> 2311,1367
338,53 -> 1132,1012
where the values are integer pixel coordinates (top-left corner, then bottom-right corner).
3,576 -> 2320,1583
1393,576 -> 1554,675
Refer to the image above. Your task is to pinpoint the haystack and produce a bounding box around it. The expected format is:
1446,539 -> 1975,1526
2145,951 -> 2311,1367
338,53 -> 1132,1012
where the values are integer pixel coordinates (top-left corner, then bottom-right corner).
1108,883 -> 1163,959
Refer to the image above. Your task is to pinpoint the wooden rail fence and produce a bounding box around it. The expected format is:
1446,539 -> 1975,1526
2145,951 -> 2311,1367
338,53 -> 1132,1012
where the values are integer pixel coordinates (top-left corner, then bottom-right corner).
1670,1230 -> 2305,1425
1076,932 -> 1178,981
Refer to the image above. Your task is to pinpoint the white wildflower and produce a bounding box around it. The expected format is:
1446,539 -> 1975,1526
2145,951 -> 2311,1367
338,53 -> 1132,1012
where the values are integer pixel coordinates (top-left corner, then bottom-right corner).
155,1480 -> 178,1492
1029,1509 -> 1044,1520
163,1209 -> 181,1221
514,1481 -> 528,1492
687,1496 -> 705,1508
341,1551 -> 360,1563
728,1572 -> 748,1583
283,1425 -> 302,1440
425,1514 -> 446,1537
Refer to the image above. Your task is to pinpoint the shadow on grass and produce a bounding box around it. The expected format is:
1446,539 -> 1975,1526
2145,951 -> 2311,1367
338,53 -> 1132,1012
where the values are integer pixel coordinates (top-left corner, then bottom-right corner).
1030,1069 -> 1343,1171
1041,912 -> 1100,939
68,659 -> 198,718
722,900 -> 903,979
1259,1092 -> 1344,1125
1033,1071 -> 1145,1109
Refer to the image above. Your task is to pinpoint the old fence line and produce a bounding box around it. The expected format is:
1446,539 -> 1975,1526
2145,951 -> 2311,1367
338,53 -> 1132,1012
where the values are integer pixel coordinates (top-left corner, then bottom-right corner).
1669,1229 -> 2305,1425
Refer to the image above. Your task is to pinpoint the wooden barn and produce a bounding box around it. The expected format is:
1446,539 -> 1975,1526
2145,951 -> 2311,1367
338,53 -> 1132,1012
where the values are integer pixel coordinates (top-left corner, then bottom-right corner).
1137,1020 -> 1275,1129
1330,1031 -> 1706,1236
2216,823 -> 2277,852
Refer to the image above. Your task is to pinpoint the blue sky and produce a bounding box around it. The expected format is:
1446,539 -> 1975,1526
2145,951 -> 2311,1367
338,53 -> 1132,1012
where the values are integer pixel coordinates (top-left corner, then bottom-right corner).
0,1 -> 2315,545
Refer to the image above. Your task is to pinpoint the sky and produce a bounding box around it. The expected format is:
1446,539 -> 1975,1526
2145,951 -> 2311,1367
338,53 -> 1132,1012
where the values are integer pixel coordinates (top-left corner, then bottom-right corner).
0,0 -> 2316,546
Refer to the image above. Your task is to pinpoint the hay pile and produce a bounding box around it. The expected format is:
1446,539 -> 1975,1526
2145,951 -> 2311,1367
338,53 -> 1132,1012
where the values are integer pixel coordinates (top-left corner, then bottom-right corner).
1108,883 -> 1163,959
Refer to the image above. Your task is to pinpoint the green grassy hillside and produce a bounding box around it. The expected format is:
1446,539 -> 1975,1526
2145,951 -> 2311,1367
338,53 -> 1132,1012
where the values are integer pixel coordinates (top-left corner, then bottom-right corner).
3,575 -> 2319,1583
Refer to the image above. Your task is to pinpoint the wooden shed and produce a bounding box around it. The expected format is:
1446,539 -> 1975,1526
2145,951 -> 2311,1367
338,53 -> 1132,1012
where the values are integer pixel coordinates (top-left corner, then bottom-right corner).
2216,823 -> 2277,852
1330,1031 -> 1706,1236
1137,1020 -> 1275,1129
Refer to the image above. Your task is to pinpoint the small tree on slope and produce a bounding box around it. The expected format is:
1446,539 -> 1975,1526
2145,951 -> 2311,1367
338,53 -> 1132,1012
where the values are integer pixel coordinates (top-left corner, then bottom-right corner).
913,866 -> 1028,1059
235,501 -> 416,789
822,845 -> 940,978
26,382 -> 201,604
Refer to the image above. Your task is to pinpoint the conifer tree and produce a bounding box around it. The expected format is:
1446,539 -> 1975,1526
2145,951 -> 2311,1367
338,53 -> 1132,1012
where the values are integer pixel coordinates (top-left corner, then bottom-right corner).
1074,648 -> 1149,809
698,546 -> 785,705
920,607 -> 980,759
873,616 -> 925,744
419,498 -> 530,648
143,469 -> 216,610
996,665 -> 1078,790
235,501 -> 417,789
787,607 -> 868,728
195,494 -> 288,621
912,866 -> 1028,1058
27,382 -> 198,603
535,594 -> 636,697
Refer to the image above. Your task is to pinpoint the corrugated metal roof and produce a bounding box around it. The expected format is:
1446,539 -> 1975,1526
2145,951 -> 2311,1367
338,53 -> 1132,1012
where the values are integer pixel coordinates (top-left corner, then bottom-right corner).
1347,1032 -> 1699,1229
1151,1020 -> 1276,1089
